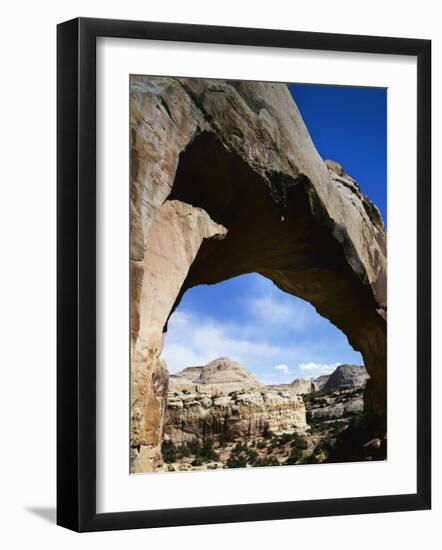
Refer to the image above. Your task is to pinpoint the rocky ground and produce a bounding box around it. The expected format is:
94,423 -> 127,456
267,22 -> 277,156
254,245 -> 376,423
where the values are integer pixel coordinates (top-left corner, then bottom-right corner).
157,358 -> 375,472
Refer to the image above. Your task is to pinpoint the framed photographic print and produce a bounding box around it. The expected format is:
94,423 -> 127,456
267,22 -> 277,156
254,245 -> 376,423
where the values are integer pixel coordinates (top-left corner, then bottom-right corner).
57,17 -> 431,532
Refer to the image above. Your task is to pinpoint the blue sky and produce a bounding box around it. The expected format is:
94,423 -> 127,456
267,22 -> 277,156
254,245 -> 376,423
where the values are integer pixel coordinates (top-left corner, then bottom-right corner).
289,83 -> 387,224
162,84 -> 386,383
163,274 -> 362,383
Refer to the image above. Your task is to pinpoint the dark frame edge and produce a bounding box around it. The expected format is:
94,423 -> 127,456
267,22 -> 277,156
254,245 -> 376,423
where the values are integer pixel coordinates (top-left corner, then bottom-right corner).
416,39 -> 431,510
57,17 -> 80,531
78,493 -> 428,532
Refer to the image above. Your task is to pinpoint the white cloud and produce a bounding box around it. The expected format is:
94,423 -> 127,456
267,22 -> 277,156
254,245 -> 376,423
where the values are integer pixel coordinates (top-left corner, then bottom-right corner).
247,294 -> 308,329
298,362 -> 339,375
161,344 -> 211,374
274,364 -> 290,375
169,310 -> 190,327
162,274 -> 359,380
163,308 -> 306,375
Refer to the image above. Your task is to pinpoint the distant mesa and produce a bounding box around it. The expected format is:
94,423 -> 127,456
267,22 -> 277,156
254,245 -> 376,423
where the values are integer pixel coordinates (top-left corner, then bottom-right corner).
315,374 -> 331,390
198,357 -> 262,388
173,365 -> 204,381
268,378 -> 318,395
165,359 -> 370,449
290,378 -> 319,394
305,364 -> 370,425
170,357 -> 262,394
166,357 -> 307,446
171,359 -> 369,395
320,364 -> 369,391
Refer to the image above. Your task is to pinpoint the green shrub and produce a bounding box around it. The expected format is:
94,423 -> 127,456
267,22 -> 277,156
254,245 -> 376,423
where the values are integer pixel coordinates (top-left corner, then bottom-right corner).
278,433 -> 292,445
226,441 -> 263,468
176,439 -> 220,464
290,432 -> 308,451
226,454 -> 247,468
188,439 -> 201,455
255,456 -> 279,467
299,453 -> 318,464
315,437 -> 334,455
161,440 -> 177,463
233,442 -> 247,453
199,439 -> 219,462
191,456 -> 204,467
329,420 -> 343,434
177,444 -> 192,458
246,449 -> 258,464
284,446 -> 303,465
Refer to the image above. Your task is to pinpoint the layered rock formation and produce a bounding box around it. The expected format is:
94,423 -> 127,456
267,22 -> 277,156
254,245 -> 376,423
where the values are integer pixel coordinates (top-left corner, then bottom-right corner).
165,358 -> 307,446
269,378 -> 318,395
305,388 -> 365,422
305,364 -> 369,423
130,76 -> 387,472
173,366 -> 204,381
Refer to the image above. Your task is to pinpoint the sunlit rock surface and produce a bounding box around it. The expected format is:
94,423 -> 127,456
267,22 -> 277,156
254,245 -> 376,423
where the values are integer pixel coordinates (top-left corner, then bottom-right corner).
165,358 -> 307,446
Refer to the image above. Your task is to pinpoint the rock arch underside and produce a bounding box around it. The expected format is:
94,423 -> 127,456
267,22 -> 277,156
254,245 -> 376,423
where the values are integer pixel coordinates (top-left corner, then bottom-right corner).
130,76 -> 387,473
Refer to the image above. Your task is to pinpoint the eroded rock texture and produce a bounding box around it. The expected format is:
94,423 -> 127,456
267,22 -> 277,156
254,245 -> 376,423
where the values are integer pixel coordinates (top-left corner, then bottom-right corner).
268,378 -> 319,395
130,200 -> 226,471
322,364 -> 369,392
165,358 -> 307,446
306,365 -> 369,423
130,76 -> 387,472
306,389 -> 365,423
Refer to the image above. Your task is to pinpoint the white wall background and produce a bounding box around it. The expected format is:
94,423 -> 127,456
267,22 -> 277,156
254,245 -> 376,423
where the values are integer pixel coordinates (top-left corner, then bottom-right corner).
0,0 -> 439,548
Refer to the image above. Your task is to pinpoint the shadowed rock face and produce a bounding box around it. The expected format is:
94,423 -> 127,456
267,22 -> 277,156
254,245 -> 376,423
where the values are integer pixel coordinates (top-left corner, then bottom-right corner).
323,364 -> 369,391
316,374 -> 331,390
130,76 -> 387,472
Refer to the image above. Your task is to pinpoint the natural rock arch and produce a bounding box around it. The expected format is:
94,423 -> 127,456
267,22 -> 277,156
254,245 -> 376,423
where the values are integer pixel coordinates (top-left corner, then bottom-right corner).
130,76 -> 386,472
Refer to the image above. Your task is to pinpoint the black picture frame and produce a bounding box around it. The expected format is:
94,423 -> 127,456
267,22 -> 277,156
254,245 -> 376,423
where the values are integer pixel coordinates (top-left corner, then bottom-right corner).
57,17 -> 431,532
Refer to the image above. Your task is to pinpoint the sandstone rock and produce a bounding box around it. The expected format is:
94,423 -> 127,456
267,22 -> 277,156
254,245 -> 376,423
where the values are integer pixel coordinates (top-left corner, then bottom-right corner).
325,159 -> 346,177
173,366 -> 204,381
130,76 -> 387,472
305,364 -> 369,424
289,378 -> 318,394
196,357 -> 262,392
164,358 -> 307,446
305,388 -> 365,422
170,357 -> 263,395
268,377 -> 318,395
130,200 -> 227,472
